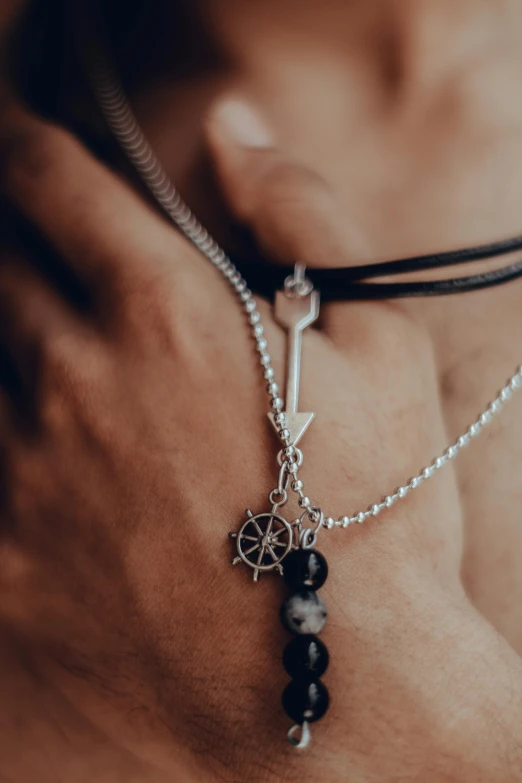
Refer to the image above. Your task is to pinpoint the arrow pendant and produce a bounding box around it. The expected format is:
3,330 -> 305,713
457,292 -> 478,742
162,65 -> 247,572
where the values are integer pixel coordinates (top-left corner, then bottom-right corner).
268,268 -> 320,446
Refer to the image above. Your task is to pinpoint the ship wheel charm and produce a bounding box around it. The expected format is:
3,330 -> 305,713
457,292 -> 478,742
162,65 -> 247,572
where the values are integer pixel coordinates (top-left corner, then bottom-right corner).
229,508 -> 294,581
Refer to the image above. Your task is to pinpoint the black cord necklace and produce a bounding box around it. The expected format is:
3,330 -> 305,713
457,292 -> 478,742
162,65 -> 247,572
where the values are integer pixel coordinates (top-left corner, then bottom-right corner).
232,234 -> 522,301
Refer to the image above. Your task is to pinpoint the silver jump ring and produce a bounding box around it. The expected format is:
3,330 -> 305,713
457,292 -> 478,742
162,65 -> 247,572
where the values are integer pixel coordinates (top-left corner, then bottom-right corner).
277,448 -> 304,468
297,506 -> 324,549
284,276 -> 313,299
302,506 -> 324,529
269,488 -> 288,507
299,527 -> 318,549
284,262 -> 313,298
287,721 -> 311,749
277,463 -> 291,495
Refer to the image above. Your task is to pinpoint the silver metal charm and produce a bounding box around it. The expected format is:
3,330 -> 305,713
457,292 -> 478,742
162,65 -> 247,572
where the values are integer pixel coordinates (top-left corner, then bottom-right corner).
94,65 -> 522,535
229,507 -> 294,582
268,264 -> 320,446
287,721 -> 311,749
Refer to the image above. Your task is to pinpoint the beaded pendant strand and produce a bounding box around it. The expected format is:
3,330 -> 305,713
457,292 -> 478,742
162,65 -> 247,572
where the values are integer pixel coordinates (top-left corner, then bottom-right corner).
280,548 -> 330,747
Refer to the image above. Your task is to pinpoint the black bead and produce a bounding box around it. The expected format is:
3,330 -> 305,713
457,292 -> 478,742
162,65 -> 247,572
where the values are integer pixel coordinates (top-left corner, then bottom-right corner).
282,679 -> 330,724
283,635 -> 329,680
280,590 -> 327,635
283,549 -> 328,592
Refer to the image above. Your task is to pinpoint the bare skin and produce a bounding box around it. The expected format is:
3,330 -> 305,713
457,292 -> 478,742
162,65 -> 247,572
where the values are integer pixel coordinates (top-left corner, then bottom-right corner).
1,2 -> 522,782
133,0 -> 522,650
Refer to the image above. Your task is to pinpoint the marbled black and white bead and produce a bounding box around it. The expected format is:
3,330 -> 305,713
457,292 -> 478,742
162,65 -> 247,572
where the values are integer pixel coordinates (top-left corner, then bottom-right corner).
280,590 -> 327,635
280,548 -> 330,745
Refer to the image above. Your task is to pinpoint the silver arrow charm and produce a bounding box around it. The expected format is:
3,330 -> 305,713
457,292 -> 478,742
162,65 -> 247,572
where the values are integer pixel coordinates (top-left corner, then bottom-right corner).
268,264 -> 320,446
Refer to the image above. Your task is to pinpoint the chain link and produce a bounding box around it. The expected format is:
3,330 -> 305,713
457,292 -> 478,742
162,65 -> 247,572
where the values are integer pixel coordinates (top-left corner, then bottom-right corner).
278,366 -> 522,529
92,61 -> 522,533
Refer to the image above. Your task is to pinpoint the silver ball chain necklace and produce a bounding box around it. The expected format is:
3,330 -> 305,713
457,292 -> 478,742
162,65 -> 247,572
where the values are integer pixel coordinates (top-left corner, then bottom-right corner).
90,61 -> 522,750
